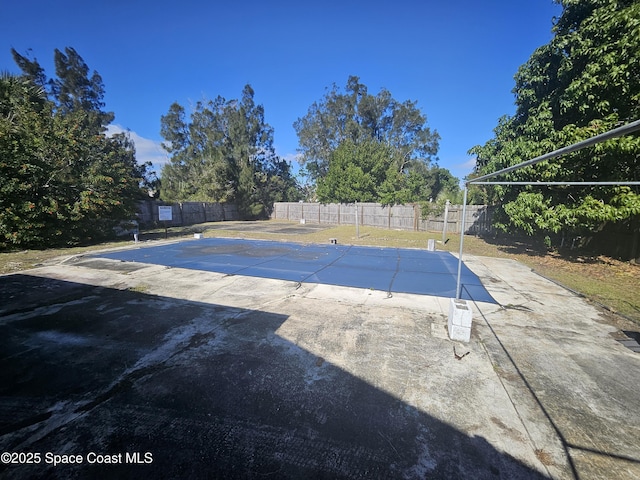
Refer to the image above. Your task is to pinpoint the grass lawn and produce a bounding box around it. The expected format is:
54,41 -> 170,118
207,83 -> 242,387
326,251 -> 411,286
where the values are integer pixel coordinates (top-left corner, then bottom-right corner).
1,220 -> 638,324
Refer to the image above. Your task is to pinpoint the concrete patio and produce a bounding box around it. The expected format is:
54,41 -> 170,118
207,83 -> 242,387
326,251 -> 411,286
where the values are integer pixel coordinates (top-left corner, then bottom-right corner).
0,238 -> 638,479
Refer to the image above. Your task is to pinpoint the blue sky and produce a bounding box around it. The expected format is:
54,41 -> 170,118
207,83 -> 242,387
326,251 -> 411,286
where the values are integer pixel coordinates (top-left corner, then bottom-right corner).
1,0 -> 561,181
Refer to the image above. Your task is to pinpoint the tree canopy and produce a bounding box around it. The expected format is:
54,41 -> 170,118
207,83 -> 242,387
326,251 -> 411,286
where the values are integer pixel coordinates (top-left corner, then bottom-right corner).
0,48 -> 149,249
159,85 -> 300,218
316,138 -> 393,203
470,0 -> 640,236
294,76 -> 457,204
316,137 -> 460,207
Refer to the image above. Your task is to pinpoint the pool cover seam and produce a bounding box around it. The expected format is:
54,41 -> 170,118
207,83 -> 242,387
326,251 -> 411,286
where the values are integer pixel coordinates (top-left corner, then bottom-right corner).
299,245 -> 353,285
386,250 -> 401,298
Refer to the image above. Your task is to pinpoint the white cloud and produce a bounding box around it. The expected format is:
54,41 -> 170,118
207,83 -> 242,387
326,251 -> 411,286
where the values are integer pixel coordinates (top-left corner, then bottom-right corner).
459,157 -> 477,171
282,152 -> 302,164
106,124 -> 169,174
446,156 -> 478,187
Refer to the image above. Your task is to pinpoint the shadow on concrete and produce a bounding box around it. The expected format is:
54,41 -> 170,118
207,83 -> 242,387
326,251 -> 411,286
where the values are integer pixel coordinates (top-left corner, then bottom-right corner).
0,274 -> 546,479
472,300 -> 640,480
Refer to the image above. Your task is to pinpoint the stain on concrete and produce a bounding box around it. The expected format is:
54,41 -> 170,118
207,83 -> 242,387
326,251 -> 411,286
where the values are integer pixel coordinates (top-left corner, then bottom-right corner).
2,245 -> 639,479
0,271 -> 545,479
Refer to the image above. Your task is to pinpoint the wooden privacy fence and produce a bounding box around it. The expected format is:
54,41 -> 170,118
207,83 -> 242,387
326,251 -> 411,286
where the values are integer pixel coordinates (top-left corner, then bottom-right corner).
272,202 -> 496,235
136,200 -> 239,227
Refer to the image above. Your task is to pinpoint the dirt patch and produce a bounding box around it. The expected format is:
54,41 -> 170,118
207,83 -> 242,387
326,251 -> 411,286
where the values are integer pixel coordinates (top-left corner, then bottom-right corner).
534,449 -> 556,467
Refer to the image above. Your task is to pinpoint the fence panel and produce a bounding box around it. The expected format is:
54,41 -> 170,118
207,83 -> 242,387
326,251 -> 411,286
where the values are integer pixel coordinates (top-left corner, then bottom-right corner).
272,202 -> 496,235
321,204 -> 340,224
390,205 -> 417,230
136,200 -> 238,227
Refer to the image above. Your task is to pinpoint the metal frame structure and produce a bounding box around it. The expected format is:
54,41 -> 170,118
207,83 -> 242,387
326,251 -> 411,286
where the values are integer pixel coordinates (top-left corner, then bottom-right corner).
455,119 -> 640,300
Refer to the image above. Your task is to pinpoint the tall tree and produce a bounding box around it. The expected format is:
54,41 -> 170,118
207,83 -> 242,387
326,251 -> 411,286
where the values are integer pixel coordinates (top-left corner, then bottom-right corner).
160,85 -> 300,217
470,0 -> 640,237
0,72 -> 51,247
294,76 -> 441,187
316,137 -> 461,205
10,49 -> 47,89
50,47 -> 114,132
316,139 -> 393,203
1,49 -> 146,248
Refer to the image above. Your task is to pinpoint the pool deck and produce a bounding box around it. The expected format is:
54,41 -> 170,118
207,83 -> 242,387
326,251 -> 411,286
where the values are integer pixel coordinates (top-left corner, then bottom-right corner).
1,237 -> 639,479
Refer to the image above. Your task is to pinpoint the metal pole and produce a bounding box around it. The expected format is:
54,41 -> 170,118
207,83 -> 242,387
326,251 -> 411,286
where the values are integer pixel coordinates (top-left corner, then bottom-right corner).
470,181 -> 640,186
455,187 -> 468,300
442,200 -> 450,243
469,119 -> 640,185
355,201 -> 359,239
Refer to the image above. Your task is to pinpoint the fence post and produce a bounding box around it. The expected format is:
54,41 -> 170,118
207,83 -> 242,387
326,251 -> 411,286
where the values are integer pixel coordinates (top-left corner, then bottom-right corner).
442,200 -> 450,242
456,188 -> 469,300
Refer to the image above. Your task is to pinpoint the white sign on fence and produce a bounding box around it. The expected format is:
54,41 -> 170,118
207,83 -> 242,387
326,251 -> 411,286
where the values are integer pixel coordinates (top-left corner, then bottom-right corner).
158,206 -> 173,221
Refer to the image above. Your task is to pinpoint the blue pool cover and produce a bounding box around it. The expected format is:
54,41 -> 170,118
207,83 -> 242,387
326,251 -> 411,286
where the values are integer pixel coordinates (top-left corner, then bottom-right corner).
95,238 -> 495,303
